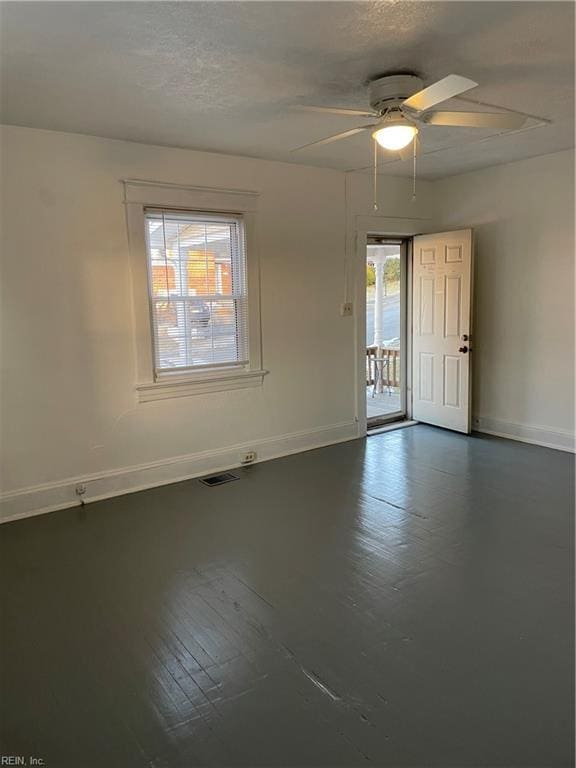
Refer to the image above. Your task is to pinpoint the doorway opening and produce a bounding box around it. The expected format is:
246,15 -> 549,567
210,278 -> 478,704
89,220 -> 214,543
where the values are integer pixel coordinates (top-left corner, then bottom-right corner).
366,236 -> 408,428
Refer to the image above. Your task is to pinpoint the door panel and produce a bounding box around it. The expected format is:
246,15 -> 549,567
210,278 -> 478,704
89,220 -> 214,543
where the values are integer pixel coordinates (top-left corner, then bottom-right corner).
444,276 -> 461,337
419,353 -> 434,402
420,276 -> 435,334
443,355 -> 461,407
412,229 -> 473,433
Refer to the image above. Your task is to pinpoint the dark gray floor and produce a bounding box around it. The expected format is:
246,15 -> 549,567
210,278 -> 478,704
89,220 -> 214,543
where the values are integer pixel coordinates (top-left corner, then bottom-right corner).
1,426 -> 574,767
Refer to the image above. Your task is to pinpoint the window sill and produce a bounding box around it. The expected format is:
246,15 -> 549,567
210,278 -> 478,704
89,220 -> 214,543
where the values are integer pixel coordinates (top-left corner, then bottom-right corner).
136,368 -> 268,403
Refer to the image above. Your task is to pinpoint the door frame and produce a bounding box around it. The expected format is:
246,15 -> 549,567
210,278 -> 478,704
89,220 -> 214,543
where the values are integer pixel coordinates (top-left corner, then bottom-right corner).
353,216 -> 435,437
365,236 -> 408,428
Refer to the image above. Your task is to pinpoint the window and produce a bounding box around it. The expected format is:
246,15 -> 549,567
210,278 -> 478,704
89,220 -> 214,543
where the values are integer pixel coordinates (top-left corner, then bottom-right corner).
124,180 -> 266,402
144,210 -> 249,375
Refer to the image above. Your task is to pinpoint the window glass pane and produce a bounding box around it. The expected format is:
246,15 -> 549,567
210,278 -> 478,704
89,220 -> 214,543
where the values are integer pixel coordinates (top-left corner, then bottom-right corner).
145,211 -> 249,373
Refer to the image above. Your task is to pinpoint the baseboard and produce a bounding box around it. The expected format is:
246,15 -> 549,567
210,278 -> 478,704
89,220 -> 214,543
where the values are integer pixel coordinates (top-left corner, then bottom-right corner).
473,416 -> 575,453
0,420 -> 359,524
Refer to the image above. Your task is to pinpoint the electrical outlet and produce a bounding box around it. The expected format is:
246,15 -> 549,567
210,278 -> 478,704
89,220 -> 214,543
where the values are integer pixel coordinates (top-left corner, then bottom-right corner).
75,484 -> 87,498
241,450 -> 257,465
340,302 -> 353,317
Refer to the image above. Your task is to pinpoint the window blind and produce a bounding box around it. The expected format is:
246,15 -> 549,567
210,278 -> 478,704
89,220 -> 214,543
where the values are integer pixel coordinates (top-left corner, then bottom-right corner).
144,209 -> 249,374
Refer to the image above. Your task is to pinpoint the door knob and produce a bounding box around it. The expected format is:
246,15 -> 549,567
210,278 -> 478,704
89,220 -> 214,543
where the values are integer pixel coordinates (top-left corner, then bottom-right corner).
458,345 -> 469,353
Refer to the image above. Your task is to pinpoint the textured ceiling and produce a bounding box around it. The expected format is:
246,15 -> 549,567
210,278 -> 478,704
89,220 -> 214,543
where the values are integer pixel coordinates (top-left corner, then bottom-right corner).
0,1 -> 574,179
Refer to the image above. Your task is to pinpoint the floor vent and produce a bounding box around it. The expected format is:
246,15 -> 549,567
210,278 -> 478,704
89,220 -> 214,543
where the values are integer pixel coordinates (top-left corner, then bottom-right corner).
200,472 -> 239,487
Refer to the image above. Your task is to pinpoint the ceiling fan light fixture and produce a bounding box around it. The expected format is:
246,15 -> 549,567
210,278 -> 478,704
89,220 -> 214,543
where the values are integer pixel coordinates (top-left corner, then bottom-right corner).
372,118 -> 418,151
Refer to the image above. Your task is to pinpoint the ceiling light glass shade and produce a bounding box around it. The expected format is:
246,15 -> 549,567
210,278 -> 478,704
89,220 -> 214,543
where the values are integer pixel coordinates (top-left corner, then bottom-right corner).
372,120 -> 418,151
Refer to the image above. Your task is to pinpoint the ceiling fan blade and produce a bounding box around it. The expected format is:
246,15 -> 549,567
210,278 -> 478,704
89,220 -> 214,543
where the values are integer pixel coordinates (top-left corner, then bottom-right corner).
402,75 -> 478,112
422,110 -> 527,129
293,105 -> 378,118
291,125 -> 374,152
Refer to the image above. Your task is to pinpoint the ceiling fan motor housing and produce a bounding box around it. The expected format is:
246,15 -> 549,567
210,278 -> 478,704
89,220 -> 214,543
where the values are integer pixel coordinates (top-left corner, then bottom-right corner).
369,74 -> 424,112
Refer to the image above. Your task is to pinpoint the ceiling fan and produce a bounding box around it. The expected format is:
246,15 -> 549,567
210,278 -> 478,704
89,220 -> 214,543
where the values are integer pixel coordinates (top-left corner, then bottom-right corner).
292,74 -> 528,157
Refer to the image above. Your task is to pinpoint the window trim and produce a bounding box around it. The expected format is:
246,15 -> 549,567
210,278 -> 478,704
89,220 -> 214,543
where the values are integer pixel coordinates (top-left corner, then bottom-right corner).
124,180 -> 266,402
144,208 -> 250,376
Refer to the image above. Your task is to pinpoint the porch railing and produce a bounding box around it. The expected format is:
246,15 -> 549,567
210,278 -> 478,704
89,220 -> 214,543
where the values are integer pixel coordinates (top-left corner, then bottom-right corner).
366,346 -> 401,389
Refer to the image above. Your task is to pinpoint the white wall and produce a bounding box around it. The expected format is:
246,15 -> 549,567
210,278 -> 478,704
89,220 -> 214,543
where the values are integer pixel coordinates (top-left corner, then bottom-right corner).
0,126 -> 350,516
1,126 -> 572,520
345,171 -> 436,226
434,150 -> 575,450
0,126 -> 434,519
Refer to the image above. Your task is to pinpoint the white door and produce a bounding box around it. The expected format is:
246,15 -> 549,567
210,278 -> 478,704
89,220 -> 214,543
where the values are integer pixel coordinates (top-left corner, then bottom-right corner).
412,229 -> 473,433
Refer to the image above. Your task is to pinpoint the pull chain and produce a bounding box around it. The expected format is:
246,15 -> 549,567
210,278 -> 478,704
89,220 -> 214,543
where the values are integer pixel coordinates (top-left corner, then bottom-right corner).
373,139 -> 378,211
412,139 -> 417,202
